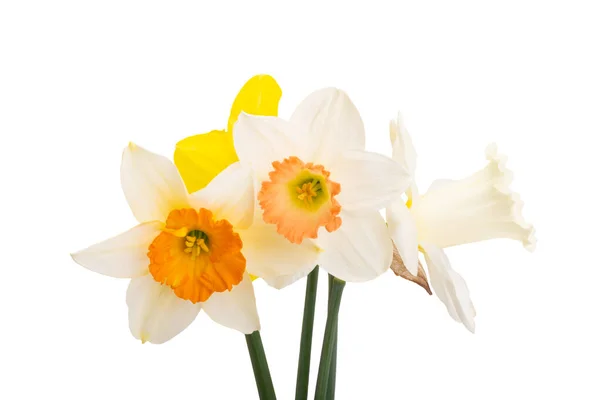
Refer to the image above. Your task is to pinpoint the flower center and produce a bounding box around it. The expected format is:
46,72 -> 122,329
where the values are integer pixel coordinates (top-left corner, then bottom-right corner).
184,230 -> 210,259
258,156 -> 342,244
296,180 -> 321,205
148,208 -> 246,303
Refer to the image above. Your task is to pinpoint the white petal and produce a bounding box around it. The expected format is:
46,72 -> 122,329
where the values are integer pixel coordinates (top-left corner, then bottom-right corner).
126,275 -> 202,344
410,144 -> 536,250
386,202 -> 419,275
233,113 -> 294,181
332,150 -> 410,212
121,143 -> 189,223
422,244 -> 476,333
201,273 -> 260,334
71,222 -> 162,278
389,112 -> 417,179
262,265 -> 316,289
425,179 -> 454,192
390,112 -> 419,198
240,220 -> 320,281
190,162 -> 254,229
289,88 -> 365,165
316,210 -> 392,282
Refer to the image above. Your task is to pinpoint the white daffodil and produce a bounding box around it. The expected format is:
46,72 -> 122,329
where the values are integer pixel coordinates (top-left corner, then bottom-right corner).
233,88 -> 410,285
387,114 -> 536,332
72,143 -> 271,344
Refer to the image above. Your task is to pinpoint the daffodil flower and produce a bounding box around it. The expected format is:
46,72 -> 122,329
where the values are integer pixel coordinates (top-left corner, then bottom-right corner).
72,143 -> 266,344
387,114 -> 536,332
232,88 -> 411,283
173,75 -> 322,288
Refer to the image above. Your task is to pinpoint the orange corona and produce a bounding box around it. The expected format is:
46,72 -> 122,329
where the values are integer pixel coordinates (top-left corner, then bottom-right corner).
258,156 -> 342,244
148,208 -> 246,303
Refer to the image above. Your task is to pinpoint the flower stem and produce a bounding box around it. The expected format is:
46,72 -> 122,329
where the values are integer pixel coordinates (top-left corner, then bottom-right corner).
314,276 -> 345,400
326,274 -> 338,400
295,266 -> 320,400
245,331 -> 277,400
326,334 -> 337,400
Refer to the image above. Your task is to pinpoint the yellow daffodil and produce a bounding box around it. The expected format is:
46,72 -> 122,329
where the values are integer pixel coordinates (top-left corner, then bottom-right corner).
232,88 -> 411,284
386,113 -> 536,332
72,143 -> 265,343
174,74 -> 282,193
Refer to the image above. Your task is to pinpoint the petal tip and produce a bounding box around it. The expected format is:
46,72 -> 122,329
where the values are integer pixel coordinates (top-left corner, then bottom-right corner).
485,142 -> 499,157
465,322 -> 476,334
232,112 -> 254,133
251,74 -> 281,91
69,251 -> 82,266
389,111 -> 405,143
70,249 -> 94,272
524,227 -> 537,252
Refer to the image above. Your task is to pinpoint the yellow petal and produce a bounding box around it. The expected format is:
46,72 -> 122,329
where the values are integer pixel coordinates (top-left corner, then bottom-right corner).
174,130 -> 238,193
227,74 -> 282,134
175,75 -> 281,193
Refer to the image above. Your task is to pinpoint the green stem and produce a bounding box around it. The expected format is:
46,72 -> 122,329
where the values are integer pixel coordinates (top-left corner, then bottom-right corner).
295,266 -> 320,400
326,333 -> 337,400
326,275 -> 338,400
245,331 -> 277,400
314,277 -> 346,400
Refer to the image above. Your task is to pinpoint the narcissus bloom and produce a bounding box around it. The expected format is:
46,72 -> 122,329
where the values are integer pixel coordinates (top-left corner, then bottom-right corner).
72,143 -> 263,343
174,75 -> 321,288
386,114 -> 536,332
233,88 -> 410,283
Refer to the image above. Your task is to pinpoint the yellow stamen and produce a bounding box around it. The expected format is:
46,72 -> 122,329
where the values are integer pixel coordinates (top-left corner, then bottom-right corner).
297,180 -> 321,205
197,238 -> 209,253
182,230 -> 210,260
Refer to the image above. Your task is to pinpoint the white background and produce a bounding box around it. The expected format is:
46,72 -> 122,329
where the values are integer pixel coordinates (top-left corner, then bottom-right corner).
1,1 -> 599,399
